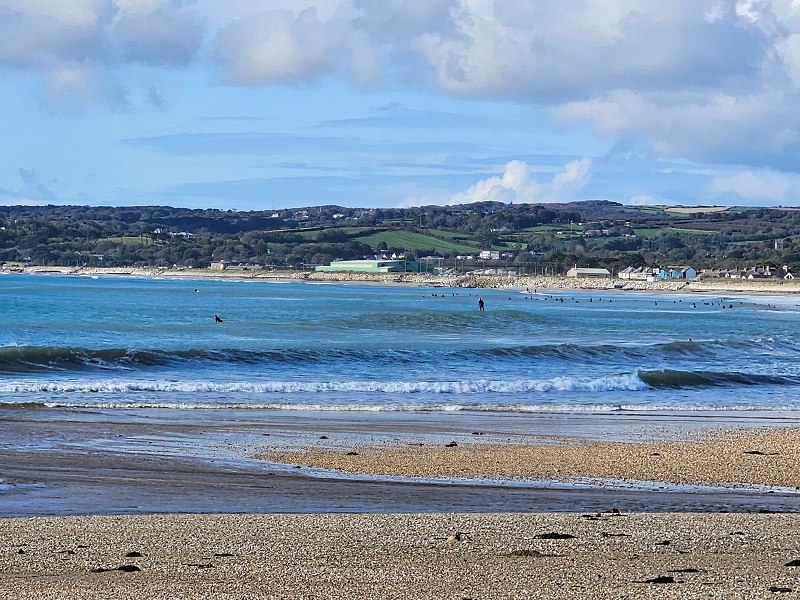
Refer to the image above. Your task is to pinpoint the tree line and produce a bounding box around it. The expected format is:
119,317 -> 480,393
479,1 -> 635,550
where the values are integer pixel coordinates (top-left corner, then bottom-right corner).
1,201 -> 799,274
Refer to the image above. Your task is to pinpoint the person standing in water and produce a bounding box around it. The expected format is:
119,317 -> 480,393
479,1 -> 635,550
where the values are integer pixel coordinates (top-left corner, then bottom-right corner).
478,298 -> 485,311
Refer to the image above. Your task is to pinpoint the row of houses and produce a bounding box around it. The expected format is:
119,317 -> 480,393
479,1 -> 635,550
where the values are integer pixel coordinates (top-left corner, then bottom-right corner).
566,265 -> 700,280
618,265 -> 796,281
701,265 -> 795,280
209,260 -> 263,270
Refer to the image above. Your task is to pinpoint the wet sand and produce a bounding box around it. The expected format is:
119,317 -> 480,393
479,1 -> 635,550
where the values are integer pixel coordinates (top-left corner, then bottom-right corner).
2,411 -> 800,597
2,409 -> 799,516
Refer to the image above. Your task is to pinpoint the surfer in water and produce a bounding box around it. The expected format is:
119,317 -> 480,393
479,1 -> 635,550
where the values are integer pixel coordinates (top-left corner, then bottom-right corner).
478,298 -> 485,311
214,314 -> 223,323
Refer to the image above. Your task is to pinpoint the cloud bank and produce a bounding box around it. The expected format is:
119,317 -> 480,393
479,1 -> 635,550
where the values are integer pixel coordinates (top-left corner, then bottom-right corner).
202,0 -> 800,172
5,1 -> 800,201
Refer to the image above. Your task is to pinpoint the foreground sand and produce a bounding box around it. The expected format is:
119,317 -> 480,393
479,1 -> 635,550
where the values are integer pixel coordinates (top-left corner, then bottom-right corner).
2,512 -> 800,599
3,423 -> 799,598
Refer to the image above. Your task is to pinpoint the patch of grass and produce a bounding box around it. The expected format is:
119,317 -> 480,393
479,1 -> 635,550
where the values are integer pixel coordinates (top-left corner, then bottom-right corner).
666,206 -> 729,214
291,226 -> 376,240
627,205 -> 670,213
634,227 -> 716,237
673,228 -> 717,235
427,229 -> 474,241
103,236 -> 162,246
354,230 -> 480,253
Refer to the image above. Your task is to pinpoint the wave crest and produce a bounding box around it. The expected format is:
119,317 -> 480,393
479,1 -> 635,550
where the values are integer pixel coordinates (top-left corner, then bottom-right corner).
0,374 -> 647,395
2,337 -> 791,374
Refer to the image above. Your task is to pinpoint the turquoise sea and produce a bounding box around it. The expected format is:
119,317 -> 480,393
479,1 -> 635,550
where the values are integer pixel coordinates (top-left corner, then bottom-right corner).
2,273 -> 800,415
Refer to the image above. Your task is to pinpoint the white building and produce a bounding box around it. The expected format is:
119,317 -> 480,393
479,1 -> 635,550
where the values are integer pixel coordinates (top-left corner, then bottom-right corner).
566,267 -> 611,278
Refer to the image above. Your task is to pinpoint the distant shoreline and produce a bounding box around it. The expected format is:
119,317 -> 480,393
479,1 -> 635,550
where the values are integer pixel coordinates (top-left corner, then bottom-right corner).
6,264 -> 800,294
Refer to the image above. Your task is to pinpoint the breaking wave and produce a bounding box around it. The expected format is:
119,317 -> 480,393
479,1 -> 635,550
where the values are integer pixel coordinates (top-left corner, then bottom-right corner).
0,373 -> 648,395
1,367 -> 795,397
1,337 -> 795,374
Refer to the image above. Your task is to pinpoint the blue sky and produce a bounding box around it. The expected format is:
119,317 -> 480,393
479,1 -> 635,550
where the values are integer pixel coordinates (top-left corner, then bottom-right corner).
2,0 -> 800,210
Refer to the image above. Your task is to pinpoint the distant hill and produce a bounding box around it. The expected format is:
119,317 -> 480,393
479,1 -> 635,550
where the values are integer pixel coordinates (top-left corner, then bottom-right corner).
1,201 -> 798,274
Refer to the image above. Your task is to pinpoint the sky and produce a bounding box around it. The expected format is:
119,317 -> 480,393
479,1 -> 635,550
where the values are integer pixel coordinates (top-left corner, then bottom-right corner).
2,1 -> 800,211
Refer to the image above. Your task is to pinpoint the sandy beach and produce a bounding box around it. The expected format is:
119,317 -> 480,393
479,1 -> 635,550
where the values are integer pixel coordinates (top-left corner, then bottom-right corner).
259,427 -> 800,489
2,511 -> 800,599
2,414 -> 800,598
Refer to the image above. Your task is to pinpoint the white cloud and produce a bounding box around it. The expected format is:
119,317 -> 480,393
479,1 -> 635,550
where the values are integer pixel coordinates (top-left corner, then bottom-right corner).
550,158 -> 593,195
111,3 -> 203,66
213,8 -> 341,85
705,168 -> 800,202
0,0 -> 203,110
557,88 -> 800,169
446,158 -> 592,205
4,0 -> 800,182
409,0 -> 765,101
0,1 -> 202,68
198,0 -> 800,173
41,62 -> 128,114
777,33 -> 800,84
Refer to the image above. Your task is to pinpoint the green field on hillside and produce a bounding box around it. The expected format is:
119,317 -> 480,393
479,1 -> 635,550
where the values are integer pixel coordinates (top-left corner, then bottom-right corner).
289,226 -> 373,240
427,229 -> 474,241
635,227 -> 716,238
103,236 -> 161,246
354,230 -> 480,253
